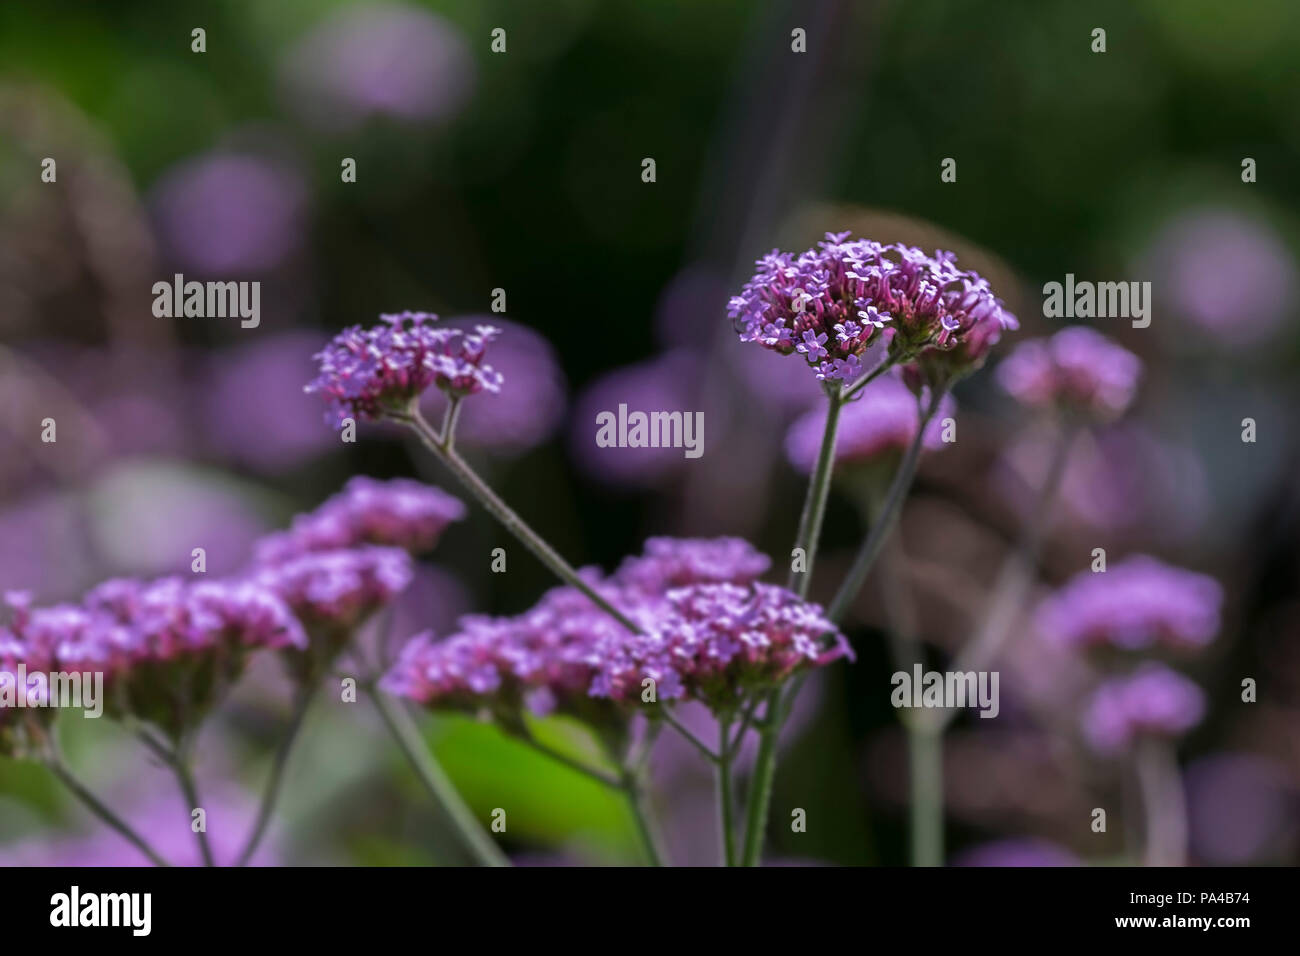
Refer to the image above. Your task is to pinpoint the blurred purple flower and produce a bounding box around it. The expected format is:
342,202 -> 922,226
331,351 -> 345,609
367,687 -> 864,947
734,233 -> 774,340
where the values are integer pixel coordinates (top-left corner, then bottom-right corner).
150,152 -> 307,274
997,424 -> 1211,541
996,326 -> 1141,420
204,332 -> 339,471
570,350 -> 702,488
254,476 -> 464,564
420,318 -> 567,454
1184,753 -> 1296,865
1037,555 -> 1222,653
279,3 -> 475,132
611,536 -> 770,594
253,546 -> 412,631
785,372 -> 954,474
1082,663 -> 1205,754
1139,208 -> 1296,347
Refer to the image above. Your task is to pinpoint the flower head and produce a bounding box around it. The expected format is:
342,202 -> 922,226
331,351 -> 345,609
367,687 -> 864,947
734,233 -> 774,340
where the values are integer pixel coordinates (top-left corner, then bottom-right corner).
730,233 -> 1017,382
253,546 -> 412,631
611,537 -> 771,594
997,326 -> 1142,420
254,477 -> 465,563
1082,663 -> 1205,754
1037,555 -> 1222,653
381,538 -> 847,720
785,373 -> 955,474
306,312 -> 503,427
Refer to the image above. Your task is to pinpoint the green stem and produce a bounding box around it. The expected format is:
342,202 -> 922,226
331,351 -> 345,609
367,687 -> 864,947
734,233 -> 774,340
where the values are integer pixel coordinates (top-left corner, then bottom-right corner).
46,755 -> 172,867
369,688 -> 510,867
622,770 -> 665,866
827,386 -> 946,624
786,383 -> 843,595
399,407 -> 642,636
739,692 -> 782,866
235,681 -> 319,866
908,719 -> 944,866
717,721 -> 737,866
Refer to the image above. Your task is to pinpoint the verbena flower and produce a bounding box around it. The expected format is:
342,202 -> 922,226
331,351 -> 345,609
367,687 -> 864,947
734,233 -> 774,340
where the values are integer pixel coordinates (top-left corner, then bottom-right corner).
2,580 -> 306,743
1037,555 -> 1222,653
611,536 -> 771,594
996,326 -> 1142,420
381,538 -> 846,721
588,583 -> 851,709
784,372 -> 954,474
1082,663 -> 1205,754
729,232 -> 1017,382
254,476 -> 465,563
253,547 -> 411,631
305,312 -> 503,427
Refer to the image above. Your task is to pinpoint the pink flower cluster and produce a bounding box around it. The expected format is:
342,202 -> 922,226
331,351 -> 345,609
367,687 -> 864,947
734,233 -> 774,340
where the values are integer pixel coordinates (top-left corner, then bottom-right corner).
255,476 -> 465,563
306,311 -> 504,426
1037,555 -> 1222,653
1082,663 -> 1206,754
730,232 -> 1017,382
381,537 -> 849,718
996,326 -> 1142,419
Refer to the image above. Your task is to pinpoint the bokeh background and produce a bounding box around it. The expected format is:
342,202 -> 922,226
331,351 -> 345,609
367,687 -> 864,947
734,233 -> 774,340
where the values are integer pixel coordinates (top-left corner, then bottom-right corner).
2,0 -> 1298,865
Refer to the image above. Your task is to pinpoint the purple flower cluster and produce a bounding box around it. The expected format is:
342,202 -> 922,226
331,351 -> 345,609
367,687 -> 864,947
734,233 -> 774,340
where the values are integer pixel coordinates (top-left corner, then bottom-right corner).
254,476 -> 465,563
381,537 -> 848,718
2,580 -> 306,746
997,326 -> 1142,419
729,232 -> 1017,382
785,373 -> 955,474
1037,555 -> 1223,653
1082,664 -> 1206,754
252,547 -> 412,631
305,312 -> 503,427
611,536 -> 772,594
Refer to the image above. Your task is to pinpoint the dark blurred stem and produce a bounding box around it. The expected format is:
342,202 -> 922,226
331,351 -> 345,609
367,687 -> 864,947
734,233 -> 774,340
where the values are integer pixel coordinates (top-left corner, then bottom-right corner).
717,721 -> 737,866
45,748 -> 171,867
827,386 -> 947,624
621,769 -> 665,866
235,681 -> 319,867
786,381 -> 843,595
169,747 -> 217,867
661,709 -> 720,764
368,687 -> 509,867
1136,738 -> 1187,866
509,728 -> 621,788
397,405 -> 643,636
908,719 -> 944,866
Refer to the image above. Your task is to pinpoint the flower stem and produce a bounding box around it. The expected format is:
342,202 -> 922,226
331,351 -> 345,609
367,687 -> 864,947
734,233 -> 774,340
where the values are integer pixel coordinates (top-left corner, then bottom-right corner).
368,687 -> 510,867
717,721 -> 737,866
621,769 -> 664,866
827,386 -> 946,624
399,407 -> 642,636
787,383 -> 844,595
739,692 -> 782,866
1135,738 -> 1188,867
170,751 -> 217,867
235,681 -> 319,866
908,718 -> 944,866
45,753 -> 172,867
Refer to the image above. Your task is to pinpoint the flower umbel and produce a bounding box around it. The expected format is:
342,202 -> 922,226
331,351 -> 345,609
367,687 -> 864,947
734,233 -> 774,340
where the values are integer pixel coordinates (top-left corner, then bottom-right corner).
997,326 -> 1142,420
305,312 -> 503,426
729,232 -> 1017,382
